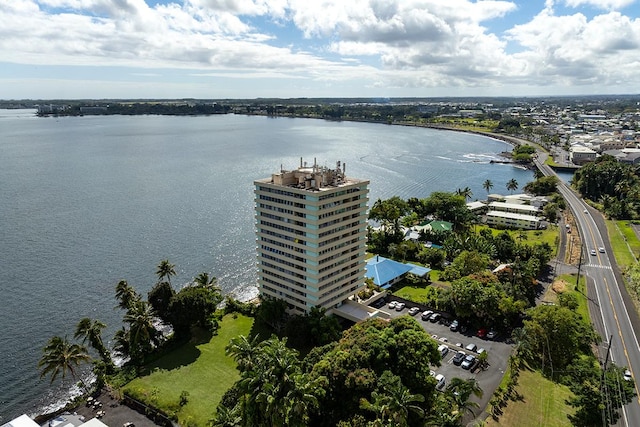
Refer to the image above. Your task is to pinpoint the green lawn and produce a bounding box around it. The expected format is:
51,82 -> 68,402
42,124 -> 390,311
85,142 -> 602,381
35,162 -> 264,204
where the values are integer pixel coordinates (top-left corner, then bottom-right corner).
123,314 -> 253,426
606,220 -> 640,269
475,225 -> 559,256
486,369 -> 575,427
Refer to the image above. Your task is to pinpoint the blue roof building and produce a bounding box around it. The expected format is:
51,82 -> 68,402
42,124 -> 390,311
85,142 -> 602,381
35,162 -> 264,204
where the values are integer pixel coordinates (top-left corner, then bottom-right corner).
365,256 -> 431,289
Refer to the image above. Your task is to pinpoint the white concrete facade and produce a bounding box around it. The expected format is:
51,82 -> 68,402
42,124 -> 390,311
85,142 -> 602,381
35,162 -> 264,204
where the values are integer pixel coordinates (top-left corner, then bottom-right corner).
254,159 -> 370,314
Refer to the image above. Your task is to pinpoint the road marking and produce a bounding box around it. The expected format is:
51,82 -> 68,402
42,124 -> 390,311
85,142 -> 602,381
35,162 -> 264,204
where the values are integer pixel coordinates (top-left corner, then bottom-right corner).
585,264 -> 613,270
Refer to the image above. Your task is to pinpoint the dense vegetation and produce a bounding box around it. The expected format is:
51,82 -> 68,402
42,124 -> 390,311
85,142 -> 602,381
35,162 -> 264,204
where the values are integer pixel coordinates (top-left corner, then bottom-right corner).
216,316 -> 482,427
573,155 -> 640,219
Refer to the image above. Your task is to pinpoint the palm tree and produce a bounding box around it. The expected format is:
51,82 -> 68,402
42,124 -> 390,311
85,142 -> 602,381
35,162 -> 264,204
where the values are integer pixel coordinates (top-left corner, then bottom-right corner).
115,280 -> 140,310
124,300 -> 160,363
226,334 -> 262,372
113,327 -> 130,359
506,178 -> 519,194
361,373 -> 425,426
456,186 -> 473,201
194,272 -> 219,289
74,318 -> 114,371
446,377 -> 483,417
211,404 -> 242,427
482,179 -> 494,196
38,336 -> 90,386
156,259 -> 176,284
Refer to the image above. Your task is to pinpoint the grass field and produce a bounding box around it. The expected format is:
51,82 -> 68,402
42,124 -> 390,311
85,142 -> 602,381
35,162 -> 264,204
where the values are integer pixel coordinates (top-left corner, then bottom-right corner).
123,314 -> 253,426
486,368 -> 575,427
606,220 -> 640,270
476,225 -> 559,256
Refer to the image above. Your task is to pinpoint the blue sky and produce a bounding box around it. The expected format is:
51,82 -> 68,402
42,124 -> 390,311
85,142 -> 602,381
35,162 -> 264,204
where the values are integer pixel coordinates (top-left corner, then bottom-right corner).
1,0 -> 639,99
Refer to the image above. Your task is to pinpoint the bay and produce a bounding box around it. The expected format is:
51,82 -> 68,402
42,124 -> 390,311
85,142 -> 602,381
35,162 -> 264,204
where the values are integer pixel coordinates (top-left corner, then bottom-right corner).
0,110 -> 532,422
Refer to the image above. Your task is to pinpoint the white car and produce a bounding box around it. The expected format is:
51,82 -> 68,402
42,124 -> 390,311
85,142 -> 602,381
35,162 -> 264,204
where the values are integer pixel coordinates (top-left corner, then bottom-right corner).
435,374 -> 446,391
395,302 -> 406,311
437,344 -> 449,357
465,343 -> 477,352
408,307 -> 420,316
624,369 -> 633,381
590,249 -> 597,256
388,301 -> 397,309
599,247 -> 605,253
421,310 -> 434,320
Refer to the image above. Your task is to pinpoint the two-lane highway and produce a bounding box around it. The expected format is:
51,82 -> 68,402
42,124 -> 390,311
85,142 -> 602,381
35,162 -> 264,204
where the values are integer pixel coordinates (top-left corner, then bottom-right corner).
536,154 -> 640,426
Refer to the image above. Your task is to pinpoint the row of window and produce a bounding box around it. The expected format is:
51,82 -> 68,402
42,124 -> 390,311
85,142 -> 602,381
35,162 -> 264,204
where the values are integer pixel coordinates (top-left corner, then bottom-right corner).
261,245 -> 306,263
260,252 -> 307,272
259,219 -> 305,236
261,270 -> 306,295
318,203 -> 363,220
258,186 -> 306,200
318,186 -> 365,201
261,260 -> 306,280
258,194 -> 305,209
261,283 -> 307,306
319,261 -> 359,283
260,237 -> 305,254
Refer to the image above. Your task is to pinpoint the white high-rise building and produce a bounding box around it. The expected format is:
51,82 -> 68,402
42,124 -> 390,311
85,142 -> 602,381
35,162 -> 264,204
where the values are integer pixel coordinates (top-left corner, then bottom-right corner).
254,159 -> 370,314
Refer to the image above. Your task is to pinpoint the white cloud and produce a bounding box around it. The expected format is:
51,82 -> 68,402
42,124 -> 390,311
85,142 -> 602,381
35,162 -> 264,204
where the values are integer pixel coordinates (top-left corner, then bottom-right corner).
0,0 -> 639,97
563,0 -> 637,10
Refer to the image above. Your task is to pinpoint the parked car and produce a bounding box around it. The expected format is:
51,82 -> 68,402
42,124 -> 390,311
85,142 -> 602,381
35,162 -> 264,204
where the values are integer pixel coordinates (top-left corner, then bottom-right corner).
461,354 -> 476,370
408,307 -> 420,316
477,328 -> 487,339
429,312 -> 441,323
486,330 -> 498,340
435,374 -> 446,391
449,319 -> 459,332
395,302 -> 406,311
465,343 -> 477,352
388,301 -> 397,309
421,310 -> 434,320
453,351 -> 466,365
437,344 -> 449,358
477,348 -> 486,355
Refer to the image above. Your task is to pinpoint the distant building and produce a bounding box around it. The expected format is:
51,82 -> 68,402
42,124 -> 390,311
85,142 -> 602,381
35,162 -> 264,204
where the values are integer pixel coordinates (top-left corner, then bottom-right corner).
569,145 -> 597,165
254,159 -> 369,314
477,193 -> 544,230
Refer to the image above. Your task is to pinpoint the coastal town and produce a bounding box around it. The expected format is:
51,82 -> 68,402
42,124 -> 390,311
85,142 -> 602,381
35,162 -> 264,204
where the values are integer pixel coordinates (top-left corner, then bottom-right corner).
3,95 -> 640,427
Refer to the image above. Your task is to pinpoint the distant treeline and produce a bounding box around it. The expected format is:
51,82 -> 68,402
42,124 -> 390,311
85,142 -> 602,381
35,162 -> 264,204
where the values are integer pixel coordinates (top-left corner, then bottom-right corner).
37,102 -> 231,117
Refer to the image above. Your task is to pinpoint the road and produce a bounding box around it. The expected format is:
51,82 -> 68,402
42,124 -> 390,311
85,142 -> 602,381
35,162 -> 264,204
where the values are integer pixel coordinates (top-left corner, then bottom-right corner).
536,153 -> 640,426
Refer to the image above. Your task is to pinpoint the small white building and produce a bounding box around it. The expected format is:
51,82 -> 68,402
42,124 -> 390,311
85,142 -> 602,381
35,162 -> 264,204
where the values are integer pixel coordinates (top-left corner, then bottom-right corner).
485,211 -> 542,230
569,145 -> 597,165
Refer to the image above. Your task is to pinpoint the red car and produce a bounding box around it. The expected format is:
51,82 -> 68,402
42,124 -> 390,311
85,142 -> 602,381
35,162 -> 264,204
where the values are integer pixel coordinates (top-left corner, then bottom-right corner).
477,328 -> 487,339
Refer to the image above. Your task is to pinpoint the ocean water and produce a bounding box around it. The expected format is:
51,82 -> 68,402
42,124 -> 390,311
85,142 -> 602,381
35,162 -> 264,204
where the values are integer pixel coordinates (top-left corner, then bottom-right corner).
0,110 -> 532,422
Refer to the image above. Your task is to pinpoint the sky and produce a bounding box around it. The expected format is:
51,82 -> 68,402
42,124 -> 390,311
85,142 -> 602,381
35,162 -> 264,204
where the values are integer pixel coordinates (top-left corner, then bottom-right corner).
1,0 -> 639,99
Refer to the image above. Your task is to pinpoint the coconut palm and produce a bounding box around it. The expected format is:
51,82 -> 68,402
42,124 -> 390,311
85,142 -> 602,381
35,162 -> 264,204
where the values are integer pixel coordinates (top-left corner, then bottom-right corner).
194,272 -> 219,290
38,336 -> 90,385
115,279 -> 140,310
74,318 -> 114,371
456,186 -> 473,201
506,178 -> 519,194
446,377 -> 483,417
361,373 -> 425,426
226,334 -> 262,372
156,259 -> 176,284
482,179 -> 494,195
124,300 -> 160,362
112,327 -> 130,359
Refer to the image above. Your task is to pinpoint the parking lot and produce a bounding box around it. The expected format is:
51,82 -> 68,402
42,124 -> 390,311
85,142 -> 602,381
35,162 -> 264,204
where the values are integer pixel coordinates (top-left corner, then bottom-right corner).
377,299 -> 514,419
